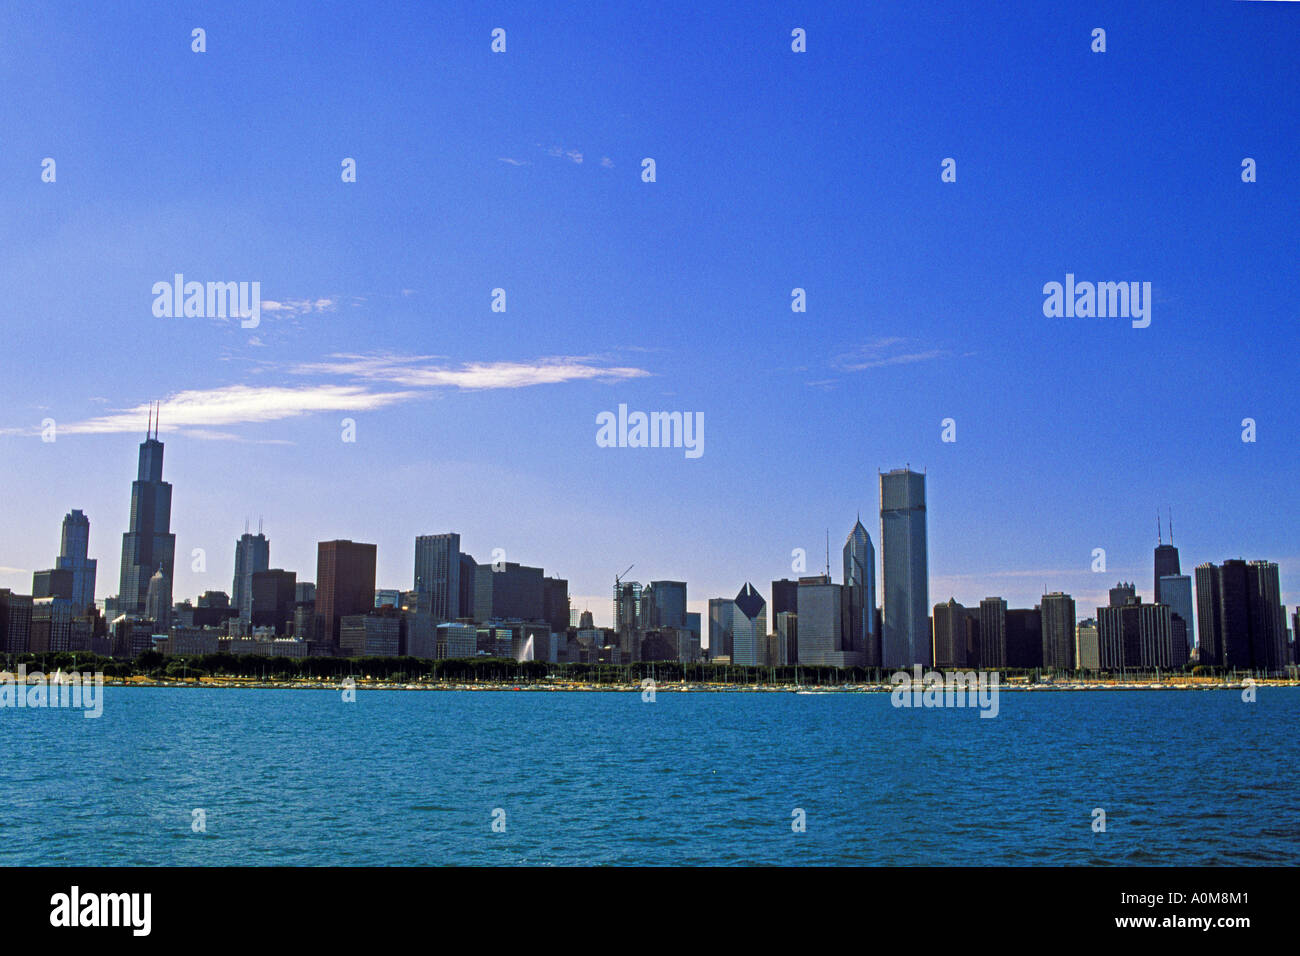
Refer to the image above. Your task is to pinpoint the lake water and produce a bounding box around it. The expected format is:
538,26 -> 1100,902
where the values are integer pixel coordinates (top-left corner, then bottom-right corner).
2,686 -> 1296,865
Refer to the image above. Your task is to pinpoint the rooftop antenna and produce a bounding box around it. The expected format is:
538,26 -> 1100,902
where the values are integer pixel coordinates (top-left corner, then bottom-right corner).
1168,507 -> 1174,546
825,529 -> 830,577
146,403 -> 152,439
245,517 -> 250,535
1157,511 -> 1162,545
258,515 -> 263,535
154,401 -> 159,438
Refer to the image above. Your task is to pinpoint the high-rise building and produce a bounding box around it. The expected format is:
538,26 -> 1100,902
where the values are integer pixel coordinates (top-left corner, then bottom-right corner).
1195,560 -> 1286,671
316,540 -> 378,647
775,611 -> 798,665
479,562 -> 545,622
1038,592 -> 1076,671
932,598 -> 967,669
1076,618 -> 1100,670
978,597 -> 1007,669
1153,513 -> 1180,604
732,583 -> 767,666
795,575 -> 861,666
843,518 -> 877,665
414,533 -> 461,623
118,412 -> 176,615
1109,582 -> 1137,607
880,468 -> 929,667
707,597 -> 734,659
646,580 -> 687,630
543,576 -> 570,635
1005,608 -> 1042,669
252,569 -> 297,635
0,590 -> 34,654
55,509 -> 97,611
1097,598 -> 1172,670
232,527 -> 270,623
771,578 -> 798,617
144,566 -> 171,630
32,568 -> 75,600
1158,574 -> 1195,662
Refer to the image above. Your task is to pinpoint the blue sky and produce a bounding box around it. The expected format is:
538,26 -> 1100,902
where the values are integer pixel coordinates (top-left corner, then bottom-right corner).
1,1 -> 1297,627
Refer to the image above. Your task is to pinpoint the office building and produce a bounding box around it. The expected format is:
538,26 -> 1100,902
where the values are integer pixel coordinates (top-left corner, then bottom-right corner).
55,509 -> 97,611
932,598 -> 967,669
1038,592 -> 1076,671
1158,573 -> 1195,663
880,468 -> 929,667
731,583 -> 767,666
117,412 -> 176,615
232,527 -> 270,623
843,517 -> 877,663
1097,598 -> 1173,670
0,590 -> 34,654
708,597 -> 734,659
414,533 -> 461,623
977,597 -> 1007,669
1076,618 -> 1100,670
316,540 -> 378,647
252,569 -> 297,635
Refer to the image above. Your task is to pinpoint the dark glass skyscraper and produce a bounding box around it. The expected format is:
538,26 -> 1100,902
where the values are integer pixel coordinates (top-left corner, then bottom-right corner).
843,517 -> 877,662
118,411 -> 175,615
1153,513 -> 1180,605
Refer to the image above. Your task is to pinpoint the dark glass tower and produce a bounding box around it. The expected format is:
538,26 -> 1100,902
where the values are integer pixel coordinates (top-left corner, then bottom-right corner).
1153,512 -> 1180,604
118,405 -> 175,615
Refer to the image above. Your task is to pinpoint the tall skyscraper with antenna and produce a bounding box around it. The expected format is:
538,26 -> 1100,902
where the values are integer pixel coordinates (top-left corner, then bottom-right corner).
233,518 -> 271,623
1154,509 -> 1180,604
118,403 -> 176,614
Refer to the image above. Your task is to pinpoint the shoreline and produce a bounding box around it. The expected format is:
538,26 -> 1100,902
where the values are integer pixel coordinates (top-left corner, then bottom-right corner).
85,677 -> 1300,693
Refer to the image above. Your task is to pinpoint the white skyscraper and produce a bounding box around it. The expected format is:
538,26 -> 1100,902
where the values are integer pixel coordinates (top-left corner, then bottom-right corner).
880,468 -> 929,668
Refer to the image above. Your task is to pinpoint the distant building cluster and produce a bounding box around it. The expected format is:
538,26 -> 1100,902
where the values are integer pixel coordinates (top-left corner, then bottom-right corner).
0,432 -> 1295,675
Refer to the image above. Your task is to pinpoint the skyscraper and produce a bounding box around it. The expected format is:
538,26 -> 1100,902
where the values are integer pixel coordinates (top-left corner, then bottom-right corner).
646,580 -> 687,629
118,408 -> 176,615
932,599 -> 967,669
880,468 -> 929,668
978,597 -> 1007,669
315,540 -> 378,647
1038,592 -> 1076,671
771,578 -> 798,617
414,533 -> 461,622
1158,573 -> 1195,662
731,583 -> 767,666
232,525 -> 270,623
843,517 -> 877,663
55,509 -> 97,612
144,565 -> 171,629
707,597 -> 734,659
1153,512 -> 1180,605
1195,559 -> 1286,671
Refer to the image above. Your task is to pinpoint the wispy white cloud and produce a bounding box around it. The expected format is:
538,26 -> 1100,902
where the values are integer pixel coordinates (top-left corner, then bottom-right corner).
498,157 -> 529,166
833,338 -> 949,372
565,149 -> 583,164
600,156 -> 614,168
31,384 -> 421,437
291,353 -> 651,390
261,298 -> 338,315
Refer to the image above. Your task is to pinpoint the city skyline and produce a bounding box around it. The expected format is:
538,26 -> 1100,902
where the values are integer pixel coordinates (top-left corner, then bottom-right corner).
0,420 -> 1294,657
1,3 -> 1297,626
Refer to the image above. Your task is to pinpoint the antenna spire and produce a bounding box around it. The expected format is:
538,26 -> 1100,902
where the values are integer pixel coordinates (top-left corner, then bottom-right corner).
147,403 -> 152,439
1168,507 -> 1174,546
1157,511 -> 1162,545
153,401 -> 159,439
